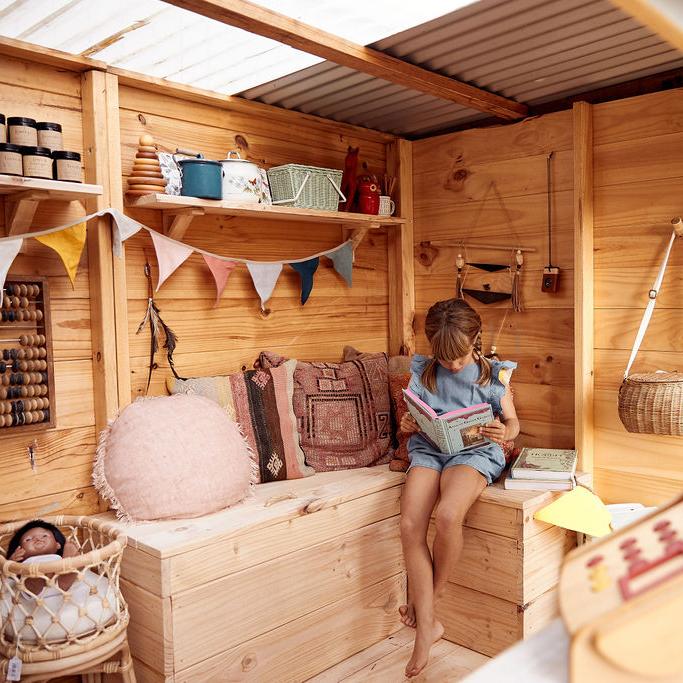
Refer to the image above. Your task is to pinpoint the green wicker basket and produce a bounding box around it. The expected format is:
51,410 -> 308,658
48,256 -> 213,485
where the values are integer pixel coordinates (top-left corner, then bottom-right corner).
267,164 -> 345,211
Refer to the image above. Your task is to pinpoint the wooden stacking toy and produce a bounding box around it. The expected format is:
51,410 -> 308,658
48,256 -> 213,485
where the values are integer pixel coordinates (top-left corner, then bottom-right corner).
127,133 -> 167,196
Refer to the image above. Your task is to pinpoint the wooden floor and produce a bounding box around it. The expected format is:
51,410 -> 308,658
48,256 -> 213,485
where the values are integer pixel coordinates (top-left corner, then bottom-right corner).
307,627 -> 489,682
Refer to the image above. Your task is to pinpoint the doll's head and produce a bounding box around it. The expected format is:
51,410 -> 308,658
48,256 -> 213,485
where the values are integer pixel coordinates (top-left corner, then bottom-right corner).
6,520 -> 66,560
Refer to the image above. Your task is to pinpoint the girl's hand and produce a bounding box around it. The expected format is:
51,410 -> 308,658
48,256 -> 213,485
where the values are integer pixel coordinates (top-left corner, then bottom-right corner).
480,419 -> 506,444
9,547 -> 25,562
400,413 -> 420,434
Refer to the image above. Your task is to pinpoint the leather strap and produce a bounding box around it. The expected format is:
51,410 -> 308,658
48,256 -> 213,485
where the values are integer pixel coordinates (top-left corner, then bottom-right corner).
624,230 -> 678,379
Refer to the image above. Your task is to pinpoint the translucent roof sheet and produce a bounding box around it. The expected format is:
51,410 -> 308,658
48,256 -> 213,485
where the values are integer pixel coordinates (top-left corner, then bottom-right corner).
0,0 -> 471,93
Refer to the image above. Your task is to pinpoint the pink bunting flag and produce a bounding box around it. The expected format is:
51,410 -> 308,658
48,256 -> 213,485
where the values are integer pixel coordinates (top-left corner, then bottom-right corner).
203,255 -> 237,306
149,231 -> 194,291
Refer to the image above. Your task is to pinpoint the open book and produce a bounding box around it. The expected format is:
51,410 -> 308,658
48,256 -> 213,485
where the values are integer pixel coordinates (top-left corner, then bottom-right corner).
403,388 -> 494,455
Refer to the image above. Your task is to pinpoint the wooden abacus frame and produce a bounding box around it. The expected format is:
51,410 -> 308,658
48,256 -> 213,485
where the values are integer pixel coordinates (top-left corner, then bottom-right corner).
0,275 -> 56,434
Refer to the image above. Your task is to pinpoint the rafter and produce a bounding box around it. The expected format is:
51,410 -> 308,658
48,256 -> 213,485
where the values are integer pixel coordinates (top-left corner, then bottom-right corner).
161,0 -> 528,120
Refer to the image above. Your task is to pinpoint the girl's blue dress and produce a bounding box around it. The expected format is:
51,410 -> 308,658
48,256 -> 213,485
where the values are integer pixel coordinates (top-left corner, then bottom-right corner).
407,354 -> 517,483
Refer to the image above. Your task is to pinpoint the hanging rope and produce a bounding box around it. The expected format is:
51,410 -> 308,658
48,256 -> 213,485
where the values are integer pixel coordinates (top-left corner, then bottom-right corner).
511,249 -> 524,312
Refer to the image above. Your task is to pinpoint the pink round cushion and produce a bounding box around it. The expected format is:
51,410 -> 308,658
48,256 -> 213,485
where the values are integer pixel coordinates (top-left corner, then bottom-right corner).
94,394 -> 255,522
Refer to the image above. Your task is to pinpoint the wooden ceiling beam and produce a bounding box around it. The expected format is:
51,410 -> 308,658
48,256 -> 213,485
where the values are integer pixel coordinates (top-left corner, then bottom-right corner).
609,0 -> 683,51
161,0 -> 528,120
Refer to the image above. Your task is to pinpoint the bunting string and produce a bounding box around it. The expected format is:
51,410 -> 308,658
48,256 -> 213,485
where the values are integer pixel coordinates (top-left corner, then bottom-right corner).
0,207 -> 355,307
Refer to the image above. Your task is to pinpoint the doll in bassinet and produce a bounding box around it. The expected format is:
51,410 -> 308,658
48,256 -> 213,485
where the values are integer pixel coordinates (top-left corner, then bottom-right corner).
6,520 -> 79,596
1,520 -> 117,644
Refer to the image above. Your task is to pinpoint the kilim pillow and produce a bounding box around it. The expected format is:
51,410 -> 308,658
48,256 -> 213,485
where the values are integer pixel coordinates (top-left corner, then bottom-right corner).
257,350 -> 392,471
168,359 -> 314,482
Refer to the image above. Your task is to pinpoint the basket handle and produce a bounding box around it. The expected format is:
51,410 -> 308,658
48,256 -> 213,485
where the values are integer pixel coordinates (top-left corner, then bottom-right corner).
624,229 -> 679,379
325,174 -> 346,203
271,172 -> 311,205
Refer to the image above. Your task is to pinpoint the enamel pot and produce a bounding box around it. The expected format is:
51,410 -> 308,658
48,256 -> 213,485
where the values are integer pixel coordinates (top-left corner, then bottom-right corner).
219,151 -> 261,204
176,156 -> 223,200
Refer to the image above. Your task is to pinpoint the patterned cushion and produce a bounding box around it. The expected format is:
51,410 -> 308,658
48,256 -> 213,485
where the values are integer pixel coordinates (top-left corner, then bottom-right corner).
257,350 -> 392,471
168,360 -> 314,482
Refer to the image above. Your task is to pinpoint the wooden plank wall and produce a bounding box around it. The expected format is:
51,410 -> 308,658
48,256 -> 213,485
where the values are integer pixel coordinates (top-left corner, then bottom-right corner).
0,56 -> 100,522
412,112 -> 575,450
118,85 -> 395,399
592,88 -> 683,505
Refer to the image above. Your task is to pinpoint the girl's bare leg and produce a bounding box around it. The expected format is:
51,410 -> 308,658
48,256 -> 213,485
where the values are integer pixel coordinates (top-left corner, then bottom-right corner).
432,464 -> 487,602
400,466 -> 444,678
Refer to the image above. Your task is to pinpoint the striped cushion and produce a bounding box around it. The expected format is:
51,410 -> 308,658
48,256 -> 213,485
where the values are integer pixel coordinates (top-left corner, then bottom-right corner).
168,360 -> 314,482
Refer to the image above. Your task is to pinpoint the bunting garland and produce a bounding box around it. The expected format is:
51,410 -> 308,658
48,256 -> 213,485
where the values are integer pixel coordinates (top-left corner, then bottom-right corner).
0,238 -> 24,297
0,207 -> 357,309
35,223 -> 87,286
290,258 -> 319,305
149,231 -> 194,291
203,255 -> 236,306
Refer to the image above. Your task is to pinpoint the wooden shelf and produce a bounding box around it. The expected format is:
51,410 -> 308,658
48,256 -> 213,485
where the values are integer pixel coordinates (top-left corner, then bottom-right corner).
0,174 -> 103,235
126,192 -> 406,240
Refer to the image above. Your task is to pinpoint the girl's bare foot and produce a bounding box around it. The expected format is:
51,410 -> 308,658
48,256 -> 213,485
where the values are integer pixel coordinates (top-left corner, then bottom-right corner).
404,619 -> 444,678
399,603 -> 416,627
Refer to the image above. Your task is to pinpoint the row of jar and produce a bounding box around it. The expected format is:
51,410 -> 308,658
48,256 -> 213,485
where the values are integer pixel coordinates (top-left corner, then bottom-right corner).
0,115 -> 67,150
0,144 -> 82,183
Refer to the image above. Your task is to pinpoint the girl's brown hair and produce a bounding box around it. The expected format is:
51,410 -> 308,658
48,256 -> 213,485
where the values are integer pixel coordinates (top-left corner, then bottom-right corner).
421,298 -> 492,393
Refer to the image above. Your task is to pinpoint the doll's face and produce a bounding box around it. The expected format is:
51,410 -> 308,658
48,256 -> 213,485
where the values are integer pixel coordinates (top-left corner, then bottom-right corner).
19,527 -> 61,558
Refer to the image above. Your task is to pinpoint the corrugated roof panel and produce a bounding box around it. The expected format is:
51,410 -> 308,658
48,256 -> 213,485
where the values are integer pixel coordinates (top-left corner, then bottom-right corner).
239,0 -> 683,135
0,0 -> 681,137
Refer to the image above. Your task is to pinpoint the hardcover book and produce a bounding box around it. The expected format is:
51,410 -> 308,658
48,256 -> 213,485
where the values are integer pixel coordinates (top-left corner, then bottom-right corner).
402,388 -> 493,455
504,470 -> 589,491
510,447 -> 578,481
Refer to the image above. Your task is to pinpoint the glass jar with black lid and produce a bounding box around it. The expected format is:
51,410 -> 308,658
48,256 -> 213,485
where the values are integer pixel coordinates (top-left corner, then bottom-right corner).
0,142 -> 22,176
21,146 -> 53,179
37,121 -> 63,151
52,150 -> 82,183
8,117 -> 38,146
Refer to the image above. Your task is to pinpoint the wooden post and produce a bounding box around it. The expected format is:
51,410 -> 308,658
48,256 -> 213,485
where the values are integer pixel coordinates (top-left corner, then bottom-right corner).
386,139 -> 415,356
81,70 -> 130,435
573,102 -> 594,474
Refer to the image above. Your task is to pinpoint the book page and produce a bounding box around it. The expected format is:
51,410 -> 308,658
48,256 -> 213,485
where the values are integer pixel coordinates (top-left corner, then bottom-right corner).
403,390 -> 451,453
443,405 -> 493,453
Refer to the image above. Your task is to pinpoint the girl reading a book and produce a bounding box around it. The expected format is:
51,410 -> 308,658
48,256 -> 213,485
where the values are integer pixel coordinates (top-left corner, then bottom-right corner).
399,298 -> 519,678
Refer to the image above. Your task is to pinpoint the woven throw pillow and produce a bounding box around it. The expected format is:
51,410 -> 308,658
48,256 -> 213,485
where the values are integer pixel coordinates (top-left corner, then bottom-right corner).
94,394 -> 255,522
257,350 -> 392,471
168,360 -> 314,482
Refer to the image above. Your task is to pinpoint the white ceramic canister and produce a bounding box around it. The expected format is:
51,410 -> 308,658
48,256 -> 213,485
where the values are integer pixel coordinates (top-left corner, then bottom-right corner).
219,151 -> 261,204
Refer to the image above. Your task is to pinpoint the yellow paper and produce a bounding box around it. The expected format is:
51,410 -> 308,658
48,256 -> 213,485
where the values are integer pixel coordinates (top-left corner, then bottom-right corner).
36,223 -> 87,286
534,486 -> 612,537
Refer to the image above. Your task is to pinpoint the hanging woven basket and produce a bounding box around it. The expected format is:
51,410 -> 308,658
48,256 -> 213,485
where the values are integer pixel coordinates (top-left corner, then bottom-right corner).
618,372 -> 683,434
618,218 -> 683,435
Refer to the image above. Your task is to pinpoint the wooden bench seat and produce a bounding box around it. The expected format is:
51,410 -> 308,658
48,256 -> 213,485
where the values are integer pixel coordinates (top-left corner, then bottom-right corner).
98,465 -> 576,681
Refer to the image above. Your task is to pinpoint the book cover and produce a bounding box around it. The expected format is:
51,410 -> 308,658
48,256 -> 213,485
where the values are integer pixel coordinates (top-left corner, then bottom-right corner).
510,447 -> 578,481
503,471 -> 589,491
402,388 -> 493,455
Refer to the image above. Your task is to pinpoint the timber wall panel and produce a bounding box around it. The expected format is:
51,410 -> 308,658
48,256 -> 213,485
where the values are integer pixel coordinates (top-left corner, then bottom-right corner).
0,56 -> 99,522
119,85 -> 393,399
593,88 -> 683,504
412,111 -> 574,449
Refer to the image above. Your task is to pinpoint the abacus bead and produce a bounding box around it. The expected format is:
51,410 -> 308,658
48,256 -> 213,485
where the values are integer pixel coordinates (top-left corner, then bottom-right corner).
0,361 -> 4,373
19,285 -> 26,297
19,335 -> 27,346
11,285 -> 19,296
38,348 -> 46,359
10,296 -> 19,308
35,309 -> 43,322
19,297 -> 28,308
0,388 -> 6,400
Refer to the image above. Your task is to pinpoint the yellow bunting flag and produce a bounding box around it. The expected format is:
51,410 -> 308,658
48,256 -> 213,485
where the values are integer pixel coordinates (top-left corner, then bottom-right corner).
35,223 -> 87,286
534,486 -> 612,538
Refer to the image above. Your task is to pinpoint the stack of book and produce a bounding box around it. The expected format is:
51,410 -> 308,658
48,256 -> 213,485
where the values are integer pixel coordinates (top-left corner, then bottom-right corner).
504,447 -> 585,490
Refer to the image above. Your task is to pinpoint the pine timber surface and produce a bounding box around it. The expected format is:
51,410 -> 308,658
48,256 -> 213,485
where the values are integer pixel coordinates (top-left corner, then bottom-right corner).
412,110 -> 575,451
593,87 -> 683,504
0,55 -> 98,523
119,82 -> 397,403
99,466 -> 575,679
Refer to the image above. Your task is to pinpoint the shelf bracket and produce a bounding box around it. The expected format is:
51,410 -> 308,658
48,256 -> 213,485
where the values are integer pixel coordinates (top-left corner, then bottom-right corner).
342,222 -> 380,260
162,208 -> 206,240
4,190 -> 51,237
